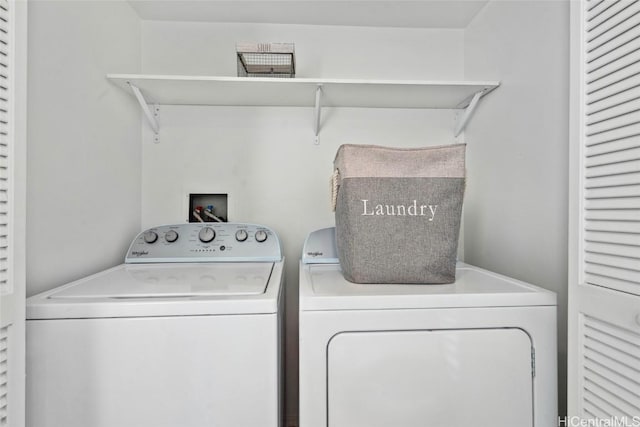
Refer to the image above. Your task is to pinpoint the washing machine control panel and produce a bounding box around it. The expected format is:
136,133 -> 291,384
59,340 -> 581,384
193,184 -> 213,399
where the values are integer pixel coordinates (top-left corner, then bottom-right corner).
125,223 -> 282,263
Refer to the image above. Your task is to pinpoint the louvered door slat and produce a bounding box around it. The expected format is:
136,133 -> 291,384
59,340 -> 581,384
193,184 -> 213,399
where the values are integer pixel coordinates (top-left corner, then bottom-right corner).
587,25 -> 640,72
588,32 -> 640,86
587,84 -> 640,113
585,198 -> 640,209
588,74 -> 640,106
584,192 -> 640,207
586,183 -> 640,197
585,241 -> 640,259
581,316 -> 640,417
586,108 -> 640,135
585,272 -> 639,295
0,327 -> 6,426
588,0 -> 610,16
586,158 -> 640,178
588,15 -> 640,62
586,171 -> 640,188
585,184 -> 640,197
587,0 -> 621,23
587,97 -> 640,126
0,0 -> 8,297
586,209 -> 640,220
0,0 -> 12,425
587,17 -> 640,69
584,2 -> 640,296
587,0 -> 623,25
587,1 -> 640,46
0,0 -> 5,288
585,146 -> 640,166
585,122 -> 640,145
584,218 -> 640,232
583,381 -> 640,418
588,0 -> 634,32
586,230 -> 640,245
586,135 -> 640,155
584,362 -> 640,400
583,367 -> 640,416
585,264 -> 640,287
585,193 -> 640,208
586,314 -> 640,344
585,252 -> 640,272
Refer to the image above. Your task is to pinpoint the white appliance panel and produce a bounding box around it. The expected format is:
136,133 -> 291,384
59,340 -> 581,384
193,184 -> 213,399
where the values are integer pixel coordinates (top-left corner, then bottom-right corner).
298,232 -> 557,427
327,329 -> 533,427
49,262 -> 273,298
27,314 -> 279,427
26,262 -> 284,319
27,223 -> 284,427
302,263 -> 556,310
125,223 -> 281,263
299,305 -> 557,427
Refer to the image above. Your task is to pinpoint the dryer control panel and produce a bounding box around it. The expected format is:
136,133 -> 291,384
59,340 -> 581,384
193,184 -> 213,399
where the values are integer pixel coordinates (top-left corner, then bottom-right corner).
125,223 -> 282,263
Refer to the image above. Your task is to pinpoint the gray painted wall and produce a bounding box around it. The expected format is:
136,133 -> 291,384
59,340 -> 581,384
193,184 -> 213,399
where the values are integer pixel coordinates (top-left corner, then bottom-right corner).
27,1 -> 142,296
464,0 -> 570,416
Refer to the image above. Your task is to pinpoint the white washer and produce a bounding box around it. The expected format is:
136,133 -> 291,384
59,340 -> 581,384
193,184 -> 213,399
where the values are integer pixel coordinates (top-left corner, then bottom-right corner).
27,223 -> 284,427
299,228 -> 557,427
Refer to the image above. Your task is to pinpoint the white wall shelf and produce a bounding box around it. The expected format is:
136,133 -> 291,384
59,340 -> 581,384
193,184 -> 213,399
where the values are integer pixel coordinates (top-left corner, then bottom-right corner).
107,74 -> 499,142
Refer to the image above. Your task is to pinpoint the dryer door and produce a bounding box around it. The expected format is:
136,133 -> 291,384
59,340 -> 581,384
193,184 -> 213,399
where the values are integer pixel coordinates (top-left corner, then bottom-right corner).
327,328 -> 533,427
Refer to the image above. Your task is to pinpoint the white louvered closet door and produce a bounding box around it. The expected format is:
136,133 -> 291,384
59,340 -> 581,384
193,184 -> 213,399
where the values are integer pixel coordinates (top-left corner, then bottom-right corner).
569,0 -> 640,422
0,0 -> 25,426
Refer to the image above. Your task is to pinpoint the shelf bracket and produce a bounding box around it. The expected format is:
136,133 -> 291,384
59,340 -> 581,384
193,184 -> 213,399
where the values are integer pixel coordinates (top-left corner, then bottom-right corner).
454,90 -> 483,137
314,84 -> 322,145
129,82 -> 160,138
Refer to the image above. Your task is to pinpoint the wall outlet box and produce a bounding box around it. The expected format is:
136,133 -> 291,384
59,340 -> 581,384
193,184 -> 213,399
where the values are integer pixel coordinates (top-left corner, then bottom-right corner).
188,193 -> 228,222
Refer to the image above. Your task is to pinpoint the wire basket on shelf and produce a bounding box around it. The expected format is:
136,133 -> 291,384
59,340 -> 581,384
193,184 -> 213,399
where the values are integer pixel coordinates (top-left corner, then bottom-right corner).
236,42 -> 295,78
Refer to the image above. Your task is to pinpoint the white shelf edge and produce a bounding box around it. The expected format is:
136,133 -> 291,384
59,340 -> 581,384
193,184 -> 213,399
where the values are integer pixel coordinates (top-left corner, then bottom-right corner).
107,74 -> 500,141
108,73 -> 500,87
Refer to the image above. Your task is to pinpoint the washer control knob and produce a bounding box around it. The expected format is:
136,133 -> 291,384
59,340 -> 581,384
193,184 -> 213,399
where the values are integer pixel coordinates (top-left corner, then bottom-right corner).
255,230 -> 268,243
165,230 -> 179,243
235,229 -> 248,242
198,227 -> 216,243
143,230 -> 158,244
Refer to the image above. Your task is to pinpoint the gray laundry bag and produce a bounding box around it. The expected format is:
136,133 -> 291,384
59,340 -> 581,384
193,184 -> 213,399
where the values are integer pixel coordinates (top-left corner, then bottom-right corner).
332,143 -> 466,284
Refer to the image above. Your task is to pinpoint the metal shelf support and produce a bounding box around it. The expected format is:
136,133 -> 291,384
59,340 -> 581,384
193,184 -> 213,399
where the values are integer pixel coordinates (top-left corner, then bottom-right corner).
454,90 -> 484,137
129,82 -> 160,138
314,84 -> 322,145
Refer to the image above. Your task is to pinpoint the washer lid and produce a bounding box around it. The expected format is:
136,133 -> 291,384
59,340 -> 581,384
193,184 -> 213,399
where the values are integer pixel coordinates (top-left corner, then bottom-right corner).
27,262 -> 283,319
299,262 -> 556,311
50,263 -> 271,298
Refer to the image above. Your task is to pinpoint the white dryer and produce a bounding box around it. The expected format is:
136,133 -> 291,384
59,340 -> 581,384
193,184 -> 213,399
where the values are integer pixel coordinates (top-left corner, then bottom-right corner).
27,223 -> 284,427
299,228 -> 557,427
